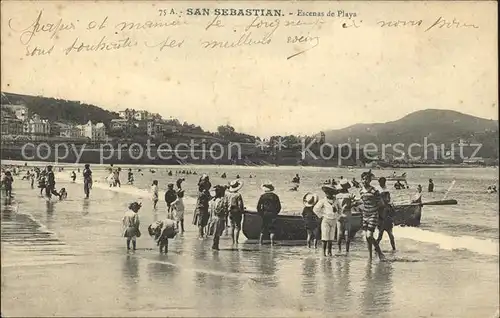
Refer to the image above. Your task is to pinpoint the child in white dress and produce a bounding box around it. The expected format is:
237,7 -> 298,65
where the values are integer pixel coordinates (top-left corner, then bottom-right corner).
151,180 -> 159,210
171,189 -> 185,233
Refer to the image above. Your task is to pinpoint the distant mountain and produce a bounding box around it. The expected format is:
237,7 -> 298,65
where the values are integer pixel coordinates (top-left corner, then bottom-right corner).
1,92 -> 120,126
323,109 -> 499,158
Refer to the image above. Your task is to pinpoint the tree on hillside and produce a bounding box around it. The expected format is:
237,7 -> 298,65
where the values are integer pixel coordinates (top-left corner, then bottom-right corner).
217,125 -> 236,137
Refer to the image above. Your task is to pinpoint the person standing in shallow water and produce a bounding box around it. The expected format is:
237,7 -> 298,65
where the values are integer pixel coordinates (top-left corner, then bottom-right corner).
302,192 -> 320,249
122,202 -> 141,251
313,184 -> 338,256
257,181 -> 281,246
335,179 -> 356,254
226,179 -> 245,244
210,185 -> 229,250
376,177 -> 396,251
83,164 -> 92,199
164,183 -> 177,215
194,179 -> 212,239
428,179 -> 434,193
151,180 -> 159,210
359,171 -> 385,260
45,166 -> 61,200
172,189 -> 185,233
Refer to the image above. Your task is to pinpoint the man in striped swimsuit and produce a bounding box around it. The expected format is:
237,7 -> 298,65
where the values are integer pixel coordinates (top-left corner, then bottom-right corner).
359,171 -> 385,260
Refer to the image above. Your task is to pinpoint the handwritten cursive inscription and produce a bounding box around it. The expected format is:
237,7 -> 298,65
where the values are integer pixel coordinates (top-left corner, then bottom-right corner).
284,18 -> 324,28
205,15 -> 224,30
64,36 -> 138,55
144,37 -> 184,51
286,35 -> 320,60
244,16 -> 280,32
115,19 -> 185,32
9,10 -> 76,45
377,20 -> 423,27
201,31 -> 273,49
425,16 -> 479,32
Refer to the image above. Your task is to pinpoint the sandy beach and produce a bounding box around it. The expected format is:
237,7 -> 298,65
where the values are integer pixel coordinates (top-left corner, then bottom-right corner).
1,164 -> 499,317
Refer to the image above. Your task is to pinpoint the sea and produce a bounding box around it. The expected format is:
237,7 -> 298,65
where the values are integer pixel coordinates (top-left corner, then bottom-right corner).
1,160 -> 499,317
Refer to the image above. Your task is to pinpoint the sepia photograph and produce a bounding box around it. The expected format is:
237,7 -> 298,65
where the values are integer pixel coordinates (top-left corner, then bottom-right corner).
0,0 -> 498,317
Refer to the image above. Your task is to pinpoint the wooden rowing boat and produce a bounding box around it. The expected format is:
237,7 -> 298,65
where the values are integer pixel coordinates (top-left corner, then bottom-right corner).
242,204 -> 423,241
386,176 -> 407,182
242,209 -> 362,241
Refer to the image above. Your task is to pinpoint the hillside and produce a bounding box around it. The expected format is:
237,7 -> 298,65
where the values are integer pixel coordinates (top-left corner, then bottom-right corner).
1,92 -> 120,126
323,109 -> 499,158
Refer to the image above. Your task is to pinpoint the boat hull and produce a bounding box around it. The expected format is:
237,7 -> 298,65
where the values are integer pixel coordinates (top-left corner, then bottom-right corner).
392,204 -> 422,227
385,177 -> 407,182
242,204 -> 423,241
242,210 -> 363,241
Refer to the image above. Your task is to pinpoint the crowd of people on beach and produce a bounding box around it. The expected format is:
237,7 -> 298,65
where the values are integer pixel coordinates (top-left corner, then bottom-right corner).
114,168 -> 426,260
0,162 -> 496,261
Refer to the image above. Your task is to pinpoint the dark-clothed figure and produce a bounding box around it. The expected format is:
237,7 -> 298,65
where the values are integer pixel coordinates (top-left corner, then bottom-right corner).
127,169 -> 134,185
164,183 -> 177,214
257,182 -> 281,245
302,192 -> 320,249
226,179 -> 245,244
71,171 -> 76,182
45,166 -> 60,199
83,164 -> 92,199
428,179 -> 434,193
193,180 -> 212,238
2,171 -> 14,198
376,177 -> 396,251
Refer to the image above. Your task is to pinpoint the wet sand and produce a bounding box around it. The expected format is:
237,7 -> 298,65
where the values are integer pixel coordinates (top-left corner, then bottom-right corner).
1,177 -> 499,317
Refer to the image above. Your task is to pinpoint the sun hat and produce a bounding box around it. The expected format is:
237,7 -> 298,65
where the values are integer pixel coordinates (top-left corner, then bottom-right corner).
303,192 -> 319,207
228,179 -> 244,193
128,201 -> 142,210
261,181 -> 275,192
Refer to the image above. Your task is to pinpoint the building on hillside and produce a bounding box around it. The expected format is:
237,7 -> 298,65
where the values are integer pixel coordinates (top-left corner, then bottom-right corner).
134,110 -> 148,121
110,118 -> 131,130
118,110 -> 135,120
1,113 -> 24,136
147,120 -> 179,137
23,114 -> 50,135
57,123 -> 83,138
76,120 -> 106,141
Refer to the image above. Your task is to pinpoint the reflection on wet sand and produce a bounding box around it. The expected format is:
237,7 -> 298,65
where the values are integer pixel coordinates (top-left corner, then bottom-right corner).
82,199 -> 90,216
360,261 -> 394,316
301,257 -> 318,296
45,201 -> 54,228
122,254 -> 140,301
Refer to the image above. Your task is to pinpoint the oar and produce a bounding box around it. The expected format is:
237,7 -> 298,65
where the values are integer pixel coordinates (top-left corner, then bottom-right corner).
442,180 -> 456,200
421,199 -> 458,206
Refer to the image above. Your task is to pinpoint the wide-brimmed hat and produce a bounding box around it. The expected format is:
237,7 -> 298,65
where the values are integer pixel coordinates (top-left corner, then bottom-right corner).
303,192 -> 319,207
228,179 -> 244,193
261,181 -> 275,192
128,201 -> 142,210
200,174 -> 209,181
321,184 -> 338,194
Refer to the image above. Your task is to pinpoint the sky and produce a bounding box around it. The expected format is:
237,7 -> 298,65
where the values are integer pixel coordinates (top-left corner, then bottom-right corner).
1,1 -> 497,138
